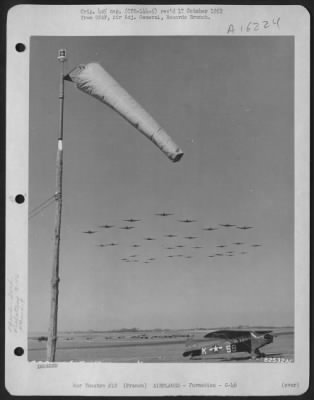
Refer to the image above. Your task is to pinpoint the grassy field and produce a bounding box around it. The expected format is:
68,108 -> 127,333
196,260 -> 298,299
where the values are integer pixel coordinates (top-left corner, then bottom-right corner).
28,327 -> 294,362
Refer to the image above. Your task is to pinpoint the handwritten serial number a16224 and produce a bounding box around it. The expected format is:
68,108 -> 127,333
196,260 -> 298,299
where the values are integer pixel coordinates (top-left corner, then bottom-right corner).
227,17 -> 280,34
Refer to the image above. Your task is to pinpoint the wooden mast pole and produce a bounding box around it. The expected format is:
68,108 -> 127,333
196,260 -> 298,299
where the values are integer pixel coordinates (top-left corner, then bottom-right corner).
47,49 -> 67,361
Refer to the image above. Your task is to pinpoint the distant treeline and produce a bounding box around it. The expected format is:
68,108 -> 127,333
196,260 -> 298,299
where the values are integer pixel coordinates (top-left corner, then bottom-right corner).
63,328 -> 170,333
30,325 -> 293,338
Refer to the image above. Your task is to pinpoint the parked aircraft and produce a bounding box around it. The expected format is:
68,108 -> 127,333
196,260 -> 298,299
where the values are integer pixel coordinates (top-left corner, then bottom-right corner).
183,329 -> 276,360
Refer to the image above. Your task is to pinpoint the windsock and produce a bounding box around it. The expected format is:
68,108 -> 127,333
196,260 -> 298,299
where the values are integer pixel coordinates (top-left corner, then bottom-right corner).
64,63 -> 183,162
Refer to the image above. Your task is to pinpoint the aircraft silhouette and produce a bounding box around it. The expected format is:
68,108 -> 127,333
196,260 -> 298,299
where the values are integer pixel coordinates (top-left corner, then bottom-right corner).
82,230 -> 97,234
120,226 -> 135,230
219,224 -> 235,228
183,330 -> 278,360
144,237 -> 156,240
123,218 -> 141,223
237,226 -> 253,230
155,212 -> 173,216
178,219 -> 197,223
98,225 -> 114,229
233,242 -> 244,245
164,234 -> 177,238
185,236 -> 198,240
203,227 -> 218,231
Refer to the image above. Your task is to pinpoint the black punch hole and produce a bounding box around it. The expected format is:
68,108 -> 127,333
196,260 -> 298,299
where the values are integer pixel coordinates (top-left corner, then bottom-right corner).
15,43 -> 26,52
14,347 -> 24,356
15,194 -> 25,204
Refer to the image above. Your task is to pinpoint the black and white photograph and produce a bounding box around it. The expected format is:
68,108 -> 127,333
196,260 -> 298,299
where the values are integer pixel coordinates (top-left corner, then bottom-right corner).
28,35 -> 295,364
6,4 -> 310,396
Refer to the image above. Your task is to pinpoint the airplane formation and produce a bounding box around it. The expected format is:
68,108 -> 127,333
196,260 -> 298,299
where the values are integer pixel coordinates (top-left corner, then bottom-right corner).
81,213 -> 262,265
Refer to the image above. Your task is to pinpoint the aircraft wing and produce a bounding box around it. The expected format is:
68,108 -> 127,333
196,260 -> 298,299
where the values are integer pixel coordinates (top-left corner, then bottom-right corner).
185,330 -> 250,348
270,329 -> 294,337
185,329 -> 292,349
203,330 -> 252,340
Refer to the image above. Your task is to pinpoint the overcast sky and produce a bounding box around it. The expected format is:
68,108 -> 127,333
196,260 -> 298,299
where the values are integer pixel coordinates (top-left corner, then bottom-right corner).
29,36 -> 294,333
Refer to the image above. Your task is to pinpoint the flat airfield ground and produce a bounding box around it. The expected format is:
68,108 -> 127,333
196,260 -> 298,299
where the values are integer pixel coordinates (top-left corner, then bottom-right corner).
28,327 -> 293,363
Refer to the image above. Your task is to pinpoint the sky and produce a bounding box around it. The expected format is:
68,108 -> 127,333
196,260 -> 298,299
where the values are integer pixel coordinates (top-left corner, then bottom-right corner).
29,36 -> 294,333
